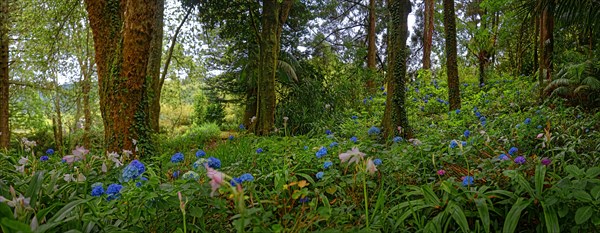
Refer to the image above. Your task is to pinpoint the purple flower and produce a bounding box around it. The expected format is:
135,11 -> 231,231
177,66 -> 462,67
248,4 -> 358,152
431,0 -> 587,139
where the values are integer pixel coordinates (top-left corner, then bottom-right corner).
256,148 -> 264,154
46,149 -> 55,155
514,156 -> 526,164
541,158 -> 551,166
464,130 -> 470,138
437,169 -> 446,176
499,154 -> 510,161
298,197 -> 310,203
325,129 -> 332,135
40,156 -> 49,161
450,140 -> 458,149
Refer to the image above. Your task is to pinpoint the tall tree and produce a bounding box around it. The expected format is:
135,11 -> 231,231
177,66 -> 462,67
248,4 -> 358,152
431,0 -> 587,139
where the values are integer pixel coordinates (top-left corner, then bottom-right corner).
255,0 -> 293,135
147,0 -> 165,133
84,0 -> 158,155
0,0 -> 9,149
538,0 -> 553,82
366,0 -> 377,92
422,0 -> 434,70
443,0 -> 460,110
383,0 -> 412,140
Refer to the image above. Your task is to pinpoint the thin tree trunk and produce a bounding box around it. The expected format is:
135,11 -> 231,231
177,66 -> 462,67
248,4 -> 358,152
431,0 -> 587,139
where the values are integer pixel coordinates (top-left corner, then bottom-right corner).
540,3 -> 553,82
534,15 -> 539,81
443,0 -> 460,110
383,0 -> 412,140
366,0 -> 376,93
85,0 -> 158,156
422,0 -> 434,70
147,0 -> 164,133
52,73 -> 63,152
0,0 -> 9,149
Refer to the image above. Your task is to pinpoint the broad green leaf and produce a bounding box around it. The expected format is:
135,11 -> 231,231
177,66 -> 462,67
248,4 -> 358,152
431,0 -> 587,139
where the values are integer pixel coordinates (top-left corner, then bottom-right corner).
0,202 -> 13,219
1,218 -> 33,233
503,198 -> 531,233
575,206 -> 593,224
572,190 -> 592,202
26,171 -> 45,209
475,198 -> 490,233
541,201 -> 560,233
421,185 -> 441,206
565,165 -> 583,177
47,199 -> 87,223
447,202 -> 470,233
591,186 -> 600,200
535,165 -> 546,196
586,167 -> 600,178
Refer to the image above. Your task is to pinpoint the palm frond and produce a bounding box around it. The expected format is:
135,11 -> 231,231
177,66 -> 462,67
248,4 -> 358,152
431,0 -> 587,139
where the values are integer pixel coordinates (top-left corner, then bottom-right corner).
551,86 -> 571,97
581,76 -> 600,90
277,60 -> 298,84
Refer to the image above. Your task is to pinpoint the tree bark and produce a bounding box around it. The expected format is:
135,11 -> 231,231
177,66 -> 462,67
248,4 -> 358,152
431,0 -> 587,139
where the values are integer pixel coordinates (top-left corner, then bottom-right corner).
0,0 -> 9,149
383,0 -> 412,140
85,0 -> 158,156
422,0 -> 434,70
52,73 -> 63,153
443,0 -> 460,110
366,0 -> 376,93
147,0 -> 164,133
539,2 -> 553,82
255,0 -> 292,136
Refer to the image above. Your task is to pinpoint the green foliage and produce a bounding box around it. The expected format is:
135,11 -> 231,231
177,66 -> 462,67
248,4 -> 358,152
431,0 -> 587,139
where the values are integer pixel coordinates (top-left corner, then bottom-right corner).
545,59 -> 600,107
192,91 -> 208,125
204,103 -> 225,125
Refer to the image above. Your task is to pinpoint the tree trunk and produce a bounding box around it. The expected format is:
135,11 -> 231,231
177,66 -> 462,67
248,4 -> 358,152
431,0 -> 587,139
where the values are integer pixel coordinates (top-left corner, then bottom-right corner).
383,0 -> 412,140
534,15 -> 539,81
443,0 -> 460,110
422,0 -> 434,70
147,0 -> 164,133
539,2 -> 553,82
255,0 -> 292,136
85,0 -> 158,156
0,0 -> 9,149
52,74 -> 63,153
366,0 -> 376,93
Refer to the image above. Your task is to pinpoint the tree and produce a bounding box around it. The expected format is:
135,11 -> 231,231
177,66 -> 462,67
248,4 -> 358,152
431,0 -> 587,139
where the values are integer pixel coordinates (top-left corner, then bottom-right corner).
0,0 -> 9,149
366,0 -> 377,92
147,0 -> 165,133
443,0 -> 460,110
84,0 -> 159,155
422,0 -> 434,70
383,0 -> 412,140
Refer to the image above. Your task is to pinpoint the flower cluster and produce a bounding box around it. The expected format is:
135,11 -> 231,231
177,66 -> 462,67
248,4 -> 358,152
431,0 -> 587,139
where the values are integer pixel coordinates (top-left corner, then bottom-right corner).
230,173 -> 254,186
323,161 -> 333,169
207,157 -> 221,169
122,160 -> 146,182
171,152 -> 184,163
367,126 -> 381,135
316,147 -> 328,159
106,184 -> 123,201
256,148 -> 263,154
196,149 -> 206,158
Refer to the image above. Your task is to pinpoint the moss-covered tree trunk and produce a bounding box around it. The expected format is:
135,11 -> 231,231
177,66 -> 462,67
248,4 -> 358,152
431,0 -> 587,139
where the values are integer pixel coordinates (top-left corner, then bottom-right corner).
366,0 -> 377,93
255,0 -> 292,135
147,0 -> 164,133
0,0 -> 9,149
85,0 -> 157,156
422,0 -> 434,70
539,2 -> 553,82
383,0 -> 412,140
443,0 -> 461,110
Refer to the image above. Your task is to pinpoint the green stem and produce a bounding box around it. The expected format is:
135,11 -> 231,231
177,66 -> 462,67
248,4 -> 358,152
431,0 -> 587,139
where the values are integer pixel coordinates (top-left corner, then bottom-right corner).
363,174 -> 369,228
182,212 -> 187,233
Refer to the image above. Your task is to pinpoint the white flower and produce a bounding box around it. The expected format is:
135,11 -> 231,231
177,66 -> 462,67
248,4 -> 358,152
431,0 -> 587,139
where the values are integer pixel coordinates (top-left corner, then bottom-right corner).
408,138 -> 422,146
18,157 -> 29,165
101,162 -> 107,173
132,139 -> 138,145
250,116 -> 257,123
339,147 -> 365,164
366,158 -> 378,174
14,165 -> 25,173
64,174 -> 75,182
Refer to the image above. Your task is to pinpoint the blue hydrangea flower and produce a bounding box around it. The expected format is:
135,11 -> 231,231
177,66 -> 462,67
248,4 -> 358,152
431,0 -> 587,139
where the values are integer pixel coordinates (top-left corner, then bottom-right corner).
316,147 -> 328,159
230,177 -> 243,186
524,118 -> 531,124
196,149 -> 206,158
508,147 -> 518,156
368,126 -> 381,135
46,148 -> 54,155
106,183 -> 122,195
323,161 -> 333,169
461,141 -> 467,147
40,156 -> 49,161
393,136 -> 403,143
173,170 -> 180,178
256,148 -> 264,154
91,183 -> 104,197
171,152 -> 184,163
475,112 -> 482,118
136,177 -> 148,187
122,160 -> 146,182
464,130 -> 470,138
329,142 -> 338,148
193,159 -> 204,169
373,158 -> 382,166
380,86 -> 385,91
450,140 -> 458,149
498,154 -> 510,161
303,146 -> 308,150
239,124 -> 246,130
351,115 -> 358,120
514,156 -> 526,164
229,135 -> 235,140
316,172 -> 324,180
537,125 -> 543,129
462,176 -> 474,186
350,136 -> 358,143
325,129 -> 332,135
383,92 -> 387,95
455,109 -> 461,114
207,157 -> 221,169
298,197 -> 310,203
239,173 -> 254,182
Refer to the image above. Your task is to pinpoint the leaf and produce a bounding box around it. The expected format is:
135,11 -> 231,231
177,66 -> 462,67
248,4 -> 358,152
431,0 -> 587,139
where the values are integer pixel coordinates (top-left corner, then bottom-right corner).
297,180 -> 308,188
421,185 -> 441,206
591,186 -> 600,200
503,198 -> 531,233
447,202 -> 470,233
47,199 -> 87,223
541,201 -> 560,233
475,198 -> 490,233
535,165 -> 546,196
565,165 -> 583,177
26,171 -> 45,209
572,190 -> 592,202
575,206 -> 593,225
1,218 -> 33,233
325,186 -> 337,195
586,167 -> 600,178
0,202 -> 13,219
295,173 -> 316,185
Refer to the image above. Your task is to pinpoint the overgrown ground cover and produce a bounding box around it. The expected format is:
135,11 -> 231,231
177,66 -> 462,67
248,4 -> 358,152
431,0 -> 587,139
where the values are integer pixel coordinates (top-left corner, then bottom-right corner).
1,75 -> 599,232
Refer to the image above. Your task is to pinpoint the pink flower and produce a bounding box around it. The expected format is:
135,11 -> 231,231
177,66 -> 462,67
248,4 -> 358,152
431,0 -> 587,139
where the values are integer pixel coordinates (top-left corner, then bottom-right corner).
437,169 -> 446,176
205,165 -> 224,196
72,146 -> 89,159
339,147 -> 365,164
366,159 -> 377,174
